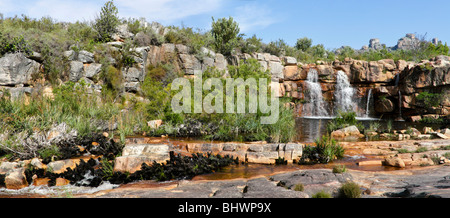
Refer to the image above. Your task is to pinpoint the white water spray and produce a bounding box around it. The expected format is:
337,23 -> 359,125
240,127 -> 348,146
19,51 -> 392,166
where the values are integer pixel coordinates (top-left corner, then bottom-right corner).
303,69 -> 329,117
365,89 -> 372,117
334,70 -> 356,114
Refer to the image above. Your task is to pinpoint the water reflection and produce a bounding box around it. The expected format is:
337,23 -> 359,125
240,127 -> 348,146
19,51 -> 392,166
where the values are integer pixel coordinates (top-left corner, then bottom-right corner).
295,117 -> 444,143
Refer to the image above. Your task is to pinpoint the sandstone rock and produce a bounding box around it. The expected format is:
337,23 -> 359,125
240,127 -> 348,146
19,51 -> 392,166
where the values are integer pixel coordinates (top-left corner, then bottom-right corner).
0,161 -> 21,175
78,50 -> 95,63
357,160 -> 383,166
147,120 -> 163,129
47,159 -> 78,174
55,178 -> 71,186
331,130 -> 345,138
0,53 -> 40,86
384,156 -> 405,168
395,33 -> 420,50
124,82 -> 140,92
268,61 -> 284,81
175,44 -> 190,54
69,61 -> 84,82
123,67 -> 143,82
341,125 -> 361,136
84,63 -> 102,79
423,127 -> 434,134
375,98 -> 395,113
283,65 -> 301,80
114,144 -> 170,173
5,168 -> 28,189
215,53 -> 228,72
283,56 -> 297,65
112,24 -> 134,41
33,178 -> 50,186
179,54 -> 201,75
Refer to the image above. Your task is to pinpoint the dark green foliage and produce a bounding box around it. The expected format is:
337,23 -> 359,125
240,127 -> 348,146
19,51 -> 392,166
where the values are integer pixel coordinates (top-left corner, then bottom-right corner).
24,151 -> 238,187
301,135 -> 345,164
295,37 -> 312,52
0,34 -> 32,56
93,0 -> 119,42
416,91 -> 442,108
211,17 -> 241,56
337,182 -> 361,198
326,111 -> 362,133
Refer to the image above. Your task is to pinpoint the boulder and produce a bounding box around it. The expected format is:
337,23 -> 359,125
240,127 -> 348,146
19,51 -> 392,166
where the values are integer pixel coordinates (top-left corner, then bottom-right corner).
114,144 -> 170,173
0,53 -> 40,86
147,120 -> 163,129
384,156 -> 405,168
268,61 -> 284,81
123,67 -> 144,82
84,63 -> 102,79
77,50 -> 95,63
375,98 -> 395,113
215,53 -> 228,72
69,61 -> 84,82
5,168 -> 28,189
112,24 -> 134,41
283,56 -> 297,65
179,54 -> 201,75
342,125 -> 361,136
283,65 -> 301,80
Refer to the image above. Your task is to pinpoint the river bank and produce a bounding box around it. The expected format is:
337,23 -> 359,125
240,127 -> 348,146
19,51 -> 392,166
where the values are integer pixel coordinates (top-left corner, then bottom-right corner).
1,136 -> 449,198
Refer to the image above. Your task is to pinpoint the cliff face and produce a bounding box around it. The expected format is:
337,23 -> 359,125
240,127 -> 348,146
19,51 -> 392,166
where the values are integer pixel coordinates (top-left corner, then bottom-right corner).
0,26 -> 449,122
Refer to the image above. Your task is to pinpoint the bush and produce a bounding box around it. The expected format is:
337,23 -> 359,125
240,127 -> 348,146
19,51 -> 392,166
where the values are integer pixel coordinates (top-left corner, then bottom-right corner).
337,182 -> 361,198
301,135 -> 345,164
332,164 -> 347,173
295,37 -> 312,52
0,34 -> 32,56
211,17 -> 240,56
93,0 -> 119,42
312,190 -> 332,198
326,111 -> 362,133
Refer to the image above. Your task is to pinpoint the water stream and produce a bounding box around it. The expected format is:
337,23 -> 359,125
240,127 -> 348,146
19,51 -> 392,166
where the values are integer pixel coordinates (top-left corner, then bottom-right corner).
302,69 -> 329,117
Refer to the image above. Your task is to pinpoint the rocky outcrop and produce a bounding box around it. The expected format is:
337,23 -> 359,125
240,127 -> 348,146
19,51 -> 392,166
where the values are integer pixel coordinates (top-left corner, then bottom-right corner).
0,53 -> 40,86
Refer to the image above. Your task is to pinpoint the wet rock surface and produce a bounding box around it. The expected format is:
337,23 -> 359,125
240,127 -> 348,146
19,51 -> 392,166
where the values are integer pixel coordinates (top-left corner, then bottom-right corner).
82,166 -> 450,198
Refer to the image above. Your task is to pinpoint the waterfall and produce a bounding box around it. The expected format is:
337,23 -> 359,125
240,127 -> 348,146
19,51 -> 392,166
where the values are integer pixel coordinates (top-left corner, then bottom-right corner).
365,89 -> 372,117
303,69 -> 328,117
397,90 -> 405,121
334,70 -> 356,115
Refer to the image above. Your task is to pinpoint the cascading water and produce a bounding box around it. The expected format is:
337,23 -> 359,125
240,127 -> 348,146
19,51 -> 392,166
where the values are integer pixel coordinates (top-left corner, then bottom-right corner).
365,89 -> 373,117
334,70 -> 356,115
303,69 -> 329,117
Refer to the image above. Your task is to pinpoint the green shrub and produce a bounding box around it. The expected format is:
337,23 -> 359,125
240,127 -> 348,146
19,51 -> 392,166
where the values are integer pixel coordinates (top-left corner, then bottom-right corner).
327,111 -> 362,133
337,182 -> 361,198
312,190 -> 332,198
295,37 -> 312,52
93,0 -> 119,42
293,183 -> 304,192
0,34 -> 32,56
211,16 -> 240,56
301,135 -> 345,164
332,164 -> 347,173
416,92 -> 442,108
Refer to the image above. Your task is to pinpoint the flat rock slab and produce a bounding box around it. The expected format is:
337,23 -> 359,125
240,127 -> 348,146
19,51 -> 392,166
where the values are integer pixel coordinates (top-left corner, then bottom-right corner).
114,144 -> 170,173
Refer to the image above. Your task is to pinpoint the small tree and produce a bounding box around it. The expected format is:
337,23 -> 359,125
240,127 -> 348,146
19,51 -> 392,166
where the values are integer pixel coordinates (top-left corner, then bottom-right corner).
295,37 -> 312,52
211,16 -> 240,56
94,0 -> 119,42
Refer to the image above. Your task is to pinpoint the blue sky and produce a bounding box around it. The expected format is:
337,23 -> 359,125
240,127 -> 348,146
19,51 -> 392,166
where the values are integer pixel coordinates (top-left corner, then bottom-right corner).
1,0 -> 449,50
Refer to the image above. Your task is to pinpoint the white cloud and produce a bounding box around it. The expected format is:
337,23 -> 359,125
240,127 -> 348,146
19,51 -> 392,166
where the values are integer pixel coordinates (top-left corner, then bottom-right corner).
233,3 -> 279,33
